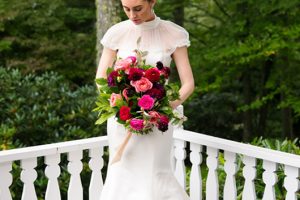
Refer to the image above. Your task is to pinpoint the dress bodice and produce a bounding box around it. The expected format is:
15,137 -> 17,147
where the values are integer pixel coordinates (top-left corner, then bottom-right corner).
101,15 -> 190,67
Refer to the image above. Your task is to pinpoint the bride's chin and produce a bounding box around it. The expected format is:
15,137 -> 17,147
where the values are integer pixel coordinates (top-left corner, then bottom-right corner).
132,19 -> 142,25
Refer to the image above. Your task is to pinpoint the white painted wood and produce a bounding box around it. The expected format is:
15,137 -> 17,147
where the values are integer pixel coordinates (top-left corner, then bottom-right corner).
189,143 -> 202,200
242,156 -> 256,200
0,162 -> 13,200
206,147 -> 219,200
173,130 -> 300,168
224,151 -> 237,200
45,154 -> 61,200
262,160 -> 278,200
174,139 -> 187,189
67,150 -> 83,200
89,148 -> 104,200
20,158 -> 38,200
0,136 -> 108,163
283,165 -> 300,200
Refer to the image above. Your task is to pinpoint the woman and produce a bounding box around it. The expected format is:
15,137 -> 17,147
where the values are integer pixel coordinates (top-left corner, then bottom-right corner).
96,0 -> 194,199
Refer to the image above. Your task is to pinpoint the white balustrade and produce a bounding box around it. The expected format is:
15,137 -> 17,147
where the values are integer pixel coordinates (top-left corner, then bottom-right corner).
89,147 -> 104,200
189,143 -> 202,200
45,154 -> 61,200
262,160 -> 278,200
174,138 -> 187,189
206,147 -> 219,200
20,158 -> 38,200
67,150 -> 83,200
284,165 -> 300,200
0,162 -> 13,200
224,151 -> 237,200
242,156 -> 257,200
1,127 -> 300,200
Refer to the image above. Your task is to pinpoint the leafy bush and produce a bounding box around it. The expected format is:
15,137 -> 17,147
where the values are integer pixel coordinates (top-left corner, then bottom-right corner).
0,67 -> 105,149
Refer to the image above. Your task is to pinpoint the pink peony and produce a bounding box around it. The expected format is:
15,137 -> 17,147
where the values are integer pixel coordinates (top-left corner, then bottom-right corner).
109,93 -> 122,107
130,119 -> 144,131
130,77 -> 153,92
138,95 -> 155,110
114,58 -> 133,74
148,111 -> 161,124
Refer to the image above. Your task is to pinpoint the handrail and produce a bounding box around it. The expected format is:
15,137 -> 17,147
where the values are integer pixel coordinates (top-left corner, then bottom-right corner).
0,136 -> 108,163
174,129 -> 300,167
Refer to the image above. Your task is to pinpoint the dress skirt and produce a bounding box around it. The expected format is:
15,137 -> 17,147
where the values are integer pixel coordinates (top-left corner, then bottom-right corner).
99,117 -> 190,200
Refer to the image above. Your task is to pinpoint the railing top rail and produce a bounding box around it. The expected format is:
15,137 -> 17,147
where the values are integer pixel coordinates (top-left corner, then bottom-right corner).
174,129 -> 300,168
0,136 -> 108,163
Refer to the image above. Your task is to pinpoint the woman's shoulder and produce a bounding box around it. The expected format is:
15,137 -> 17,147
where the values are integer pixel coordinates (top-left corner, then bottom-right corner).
106,20 -> 132,34
159,19 -> 189,35
101,20 -> 132,50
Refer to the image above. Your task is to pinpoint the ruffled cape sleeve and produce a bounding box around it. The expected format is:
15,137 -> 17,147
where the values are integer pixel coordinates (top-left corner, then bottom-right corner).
100,22 -> 126,50
161,21 -> 190,54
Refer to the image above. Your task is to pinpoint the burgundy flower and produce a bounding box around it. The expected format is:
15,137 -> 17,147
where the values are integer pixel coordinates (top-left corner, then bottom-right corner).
161,67 -> 171,79
107,71 -> 119,87
126,87 -> 136,97
156,61 -> 164,70
146,88 -> 165,100
119,106 -> 132,121
128,68 -> 144,81
145,68 -> 160,82
157,115 -> 169,132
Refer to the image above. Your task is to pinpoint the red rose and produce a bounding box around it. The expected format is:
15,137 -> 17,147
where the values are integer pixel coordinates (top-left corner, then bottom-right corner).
145,68 -> 160,82
119,106 -> 132,121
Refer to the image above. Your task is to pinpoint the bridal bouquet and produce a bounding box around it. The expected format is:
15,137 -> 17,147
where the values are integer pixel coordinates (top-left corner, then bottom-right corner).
94,49 -> 185,164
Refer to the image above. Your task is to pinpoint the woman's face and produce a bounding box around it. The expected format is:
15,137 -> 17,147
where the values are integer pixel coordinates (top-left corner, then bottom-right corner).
121,0 -> 155,25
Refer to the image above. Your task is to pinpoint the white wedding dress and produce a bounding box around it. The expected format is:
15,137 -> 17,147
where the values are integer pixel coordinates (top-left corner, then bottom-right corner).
99,15 -> 190,200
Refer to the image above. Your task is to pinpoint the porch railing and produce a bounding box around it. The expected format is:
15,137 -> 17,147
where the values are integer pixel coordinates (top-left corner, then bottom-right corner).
0,126 -> 300,200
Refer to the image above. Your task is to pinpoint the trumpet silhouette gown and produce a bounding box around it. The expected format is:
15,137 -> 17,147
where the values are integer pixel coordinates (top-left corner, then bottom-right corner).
99,15 -> 190,200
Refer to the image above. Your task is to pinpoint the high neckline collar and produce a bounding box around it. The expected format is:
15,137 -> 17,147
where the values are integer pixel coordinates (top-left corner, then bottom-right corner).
132,15 -> 160,30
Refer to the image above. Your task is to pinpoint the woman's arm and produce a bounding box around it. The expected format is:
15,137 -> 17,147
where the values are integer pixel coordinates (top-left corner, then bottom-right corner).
170,46 -> 195,109
96,47 -> 117,80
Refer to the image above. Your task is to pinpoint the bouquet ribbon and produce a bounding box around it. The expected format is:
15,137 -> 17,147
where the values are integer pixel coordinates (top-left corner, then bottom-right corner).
110,131 -> 132,165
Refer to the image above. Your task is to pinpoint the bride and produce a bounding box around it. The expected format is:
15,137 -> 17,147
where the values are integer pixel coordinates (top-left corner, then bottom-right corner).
96,0 -> 194,199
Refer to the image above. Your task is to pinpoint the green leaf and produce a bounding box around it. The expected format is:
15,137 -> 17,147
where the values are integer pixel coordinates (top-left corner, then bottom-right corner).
95,112 -> 115,125
95,78 -> 107,86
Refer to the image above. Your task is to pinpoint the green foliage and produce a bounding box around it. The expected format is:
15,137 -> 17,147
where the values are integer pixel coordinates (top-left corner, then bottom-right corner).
0,67 -> 105,148
0,0 -> 96,85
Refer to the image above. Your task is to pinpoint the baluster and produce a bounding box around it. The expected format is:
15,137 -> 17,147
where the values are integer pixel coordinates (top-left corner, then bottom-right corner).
189,143 -> 202,200
262,160 -> 278,200
89,148 -> 104,200
68,150 -> 83,200
45,154 -> 61,200
174,139 -> 186,189
206,147 -> 219,200
0,162 -> 13,200
283,165 -> 299,200
242,156 -> 256,200
224,151 -> 237,200
20,158 -> 38,200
